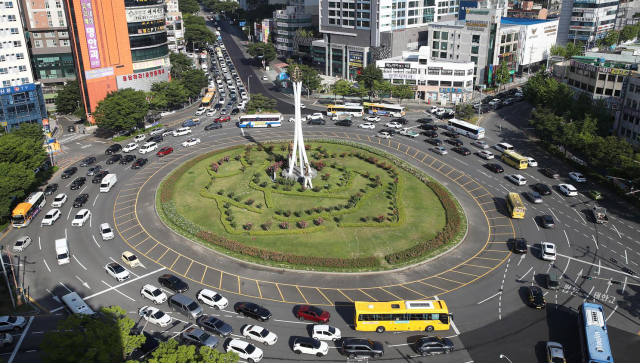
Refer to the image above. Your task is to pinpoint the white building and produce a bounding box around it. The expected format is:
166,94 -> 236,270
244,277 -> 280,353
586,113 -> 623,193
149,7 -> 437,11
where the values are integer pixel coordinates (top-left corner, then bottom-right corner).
375,46 -> 475,104
557,0 -> 618,46
0,0 -> 35,87
502,18 -> 559,75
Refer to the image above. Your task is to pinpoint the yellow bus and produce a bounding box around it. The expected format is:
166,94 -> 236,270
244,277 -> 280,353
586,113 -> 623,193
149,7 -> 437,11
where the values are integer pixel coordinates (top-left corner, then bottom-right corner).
201,92 -> 215,109
501,150 -> 528,169
354,300 -> 452,333
12,191 -> 46,228
506,193 -> 526,219
207,83 -> 216,93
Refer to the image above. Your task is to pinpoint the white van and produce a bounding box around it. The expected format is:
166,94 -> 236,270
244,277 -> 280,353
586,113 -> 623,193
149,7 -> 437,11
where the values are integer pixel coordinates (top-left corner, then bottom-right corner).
55,238 -> 70,265
139,142 -> 158,154
494,142 -> 514,153
61,292 -> 96,317
100,174 -> 117,192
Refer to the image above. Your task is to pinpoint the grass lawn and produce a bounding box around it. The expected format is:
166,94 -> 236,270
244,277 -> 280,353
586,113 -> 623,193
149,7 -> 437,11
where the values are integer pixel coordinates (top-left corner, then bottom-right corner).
169,142 -> 447,262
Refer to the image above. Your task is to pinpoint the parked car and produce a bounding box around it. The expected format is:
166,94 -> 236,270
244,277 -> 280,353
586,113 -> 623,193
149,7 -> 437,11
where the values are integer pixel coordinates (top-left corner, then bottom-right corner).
139,306 -> 172,327
133,134 -> 146,142
225,339 -> 263,363
414,336 -> 454,356
181,327 -> 219,348
295,305 -> 330,324
234,302 -> 271,322
197,315 -> 233,337
0,316 -> 26,332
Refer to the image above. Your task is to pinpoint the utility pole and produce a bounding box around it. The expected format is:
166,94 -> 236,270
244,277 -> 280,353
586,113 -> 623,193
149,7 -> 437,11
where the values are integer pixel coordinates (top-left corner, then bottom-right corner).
0,246 -> 16,310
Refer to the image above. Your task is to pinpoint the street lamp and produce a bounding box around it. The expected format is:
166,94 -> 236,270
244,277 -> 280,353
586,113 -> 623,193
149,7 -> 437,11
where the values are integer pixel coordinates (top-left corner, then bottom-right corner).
499,354 -> 513,363
247,75 -> 253,98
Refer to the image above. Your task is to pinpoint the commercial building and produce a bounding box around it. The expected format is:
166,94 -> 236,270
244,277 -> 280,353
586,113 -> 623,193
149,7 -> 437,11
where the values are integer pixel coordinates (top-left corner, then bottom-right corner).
557,0 -> 618,46
375,46 -> 475,103
273,6 -> 313,55
64,0 -> 171,122
0,83 -> 49,130
506,1 -> 548,19
615,0 -> 640,30
254,18 -> 272,44
618,72 -> 640,147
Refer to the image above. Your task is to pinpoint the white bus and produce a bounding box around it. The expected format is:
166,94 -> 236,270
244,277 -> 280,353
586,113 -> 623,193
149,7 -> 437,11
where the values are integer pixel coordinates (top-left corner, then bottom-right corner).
494,142 -> 514,153
326,103 -> 364,117
363,102 -> 406,117
61,292 -> 96,317
447,119 -> 486,139
237,114 -> 283,128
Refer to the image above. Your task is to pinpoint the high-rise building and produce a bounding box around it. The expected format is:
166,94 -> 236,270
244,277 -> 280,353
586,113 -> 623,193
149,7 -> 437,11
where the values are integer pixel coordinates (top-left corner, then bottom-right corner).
166,1 -> 184,52
273,6 -> 313,55
64,0 -> 171,123
615,0 -> 640,30
557,0 -> 618,46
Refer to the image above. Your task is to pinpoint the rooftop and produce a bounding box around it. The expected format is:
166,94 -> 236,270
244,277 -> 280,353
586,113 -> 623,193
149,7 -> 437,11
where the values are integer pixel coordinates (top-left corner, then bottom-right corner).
500,17 -> 556,25
570,56 -> 633,70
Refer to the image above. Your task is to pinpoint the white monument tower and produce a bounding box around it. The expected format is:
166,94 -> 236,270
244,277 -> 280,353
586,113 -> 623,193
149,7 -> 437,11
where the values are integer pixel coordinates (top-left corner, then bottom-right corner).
287,67 -> 314,189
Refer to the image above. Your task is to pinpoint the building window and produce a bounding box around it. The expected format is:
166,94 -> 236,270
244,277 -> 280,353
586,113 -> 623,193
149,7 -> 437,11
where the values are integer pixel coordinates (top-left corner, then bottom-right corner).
329,18 -> 336,25
615,89 -> 621,97
598,73 -> 606,80
440,52 -> 446,58
454,70 -> 465,76
440,81 -> 452,86
16,53 -> 24,60
472,34 -> 480,44
2,81 -> 9,87
10,28 -> 18,35
433,31 -> 440,39
35,40 -> 43,48
18,65 -> 26,72
441,31 -> 448,39
432,51 -> 438,57
470,56 -> 478,65
605,88 -> 613,96
0,68 -> 7,75
471,45 -> 479,54
608,74 -> 615,82
440,42 -> 447,50
428,80 -> 439,86
453,81 -> 463,87
432,41 -> 439,49
596,87 -> 603,94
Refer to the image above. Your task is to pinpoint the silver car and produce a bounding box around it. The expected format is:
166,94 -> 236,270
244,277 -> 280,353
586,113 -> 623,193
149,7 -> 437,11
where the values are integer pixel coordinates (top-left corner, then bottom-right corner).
429,146 -> 448,155
524,191 -> 543,204
0,316 -> 26,332
0,333 -> 12,347
181,327 -> 219,348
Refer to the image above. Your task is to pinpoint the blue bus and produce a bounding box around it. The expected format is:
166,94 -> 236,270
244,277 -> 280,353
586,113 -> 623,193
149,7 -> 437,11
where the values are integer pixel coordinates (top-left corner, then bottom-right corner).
578,302 -> 614,363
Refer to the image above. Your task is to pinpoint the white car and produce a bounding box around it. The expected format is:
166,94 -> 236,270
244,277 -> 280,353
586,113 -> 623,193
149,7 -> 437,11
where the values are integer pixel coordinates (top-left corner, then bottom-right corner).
541,242 -> 556,261
0,316 -> 26,332
139,306 -> 172,327
364,116 -> 380,122
99,223 -> 114,240
292,337 -> 329,357
71,209 -> 91,227
51,193 -> 67,208
140,284 -> 168,305
133,134 -> 145,143
288,117 -> 296,123
160,110 -> 176,117
376,132 -> 391,139
507,174 -> 527,186
300,104 -> 306,109
182,138 -> 201,147
429,146 -> 448,155
0,332 -> 12,346
195,107 -> 207,116
478,150 -> 494,159
13,236 -> 32,253
472,141 -> 489,149
385,121 -> 402,128
558,183 -> 578,196
173,127 -> 192,136
196,289 -> 228,310
41,209 -> 61,226
527,157 -> 538,167
241,92 -> 249,100
123,143 -> 138,152
359,122 -> 375,129
149,128 -> 165,136
307,113 -> 324,120
206,110 -> 217,117
262,75 -> 268,81
312,325 -> 341,341
241,325 -> 278,346
569,172 -> 586,183
226,339 -> 263,362
105,262 -> 130,281
162,129 -> 174,137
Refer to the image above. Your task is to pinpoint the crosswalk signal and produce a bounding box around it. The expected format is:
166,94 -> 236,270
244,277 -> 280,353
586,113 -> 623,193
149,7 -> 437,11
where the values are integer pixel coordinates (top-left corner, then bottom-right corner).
582,275 -> 592,280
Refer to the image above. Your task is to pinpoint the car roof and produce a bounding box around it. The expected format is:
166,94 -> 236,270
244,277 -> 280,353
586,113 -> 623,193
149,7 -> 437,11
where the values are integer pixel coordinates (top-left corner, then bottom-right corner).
229,339 -> 250,348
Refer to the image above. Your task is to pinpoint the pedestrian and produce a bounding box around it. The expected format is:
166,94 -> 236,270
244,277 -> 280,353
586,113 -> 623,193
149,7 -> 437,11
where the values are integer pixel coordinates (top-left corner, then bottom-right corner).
82,129 -> 85,135
499,125 -> 502,131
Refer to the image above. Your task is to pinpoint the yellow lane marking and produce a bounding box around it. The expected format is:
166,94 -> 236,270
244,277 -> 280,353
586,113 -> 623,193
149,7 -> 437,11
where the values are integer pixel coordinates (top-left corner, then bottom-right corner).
134,237 -> 150,248
484,209 -> 498,212
453,174 -> 465,182
421,155 -> 428,162
317,288 -> 332,304
276,284 -> 285,302
257,281 -> 263,298
445,169 -> 454,176
356,134 -> 361,140
479,201 -> 495,205
396,142 -> 400,150
436,276 -> 464,285
120,224 -> 140,234
462,180 -> 474,186
128,230 -> 144,239
201,266 -> 208,283
400,285 -> 429,299
487,216 -> 509,220
296,286 -> 309,304
475,194 -> 490,199
484,250 -> 510,253
114,205 -> 134,212
474,256 -> 503,261
493,232 -> 515,235
185,260 -> 194,276
418,281 -> 446,291
219,271 -> 223,289
467,186 -> 482,193
359,289 -> 378,301
406,146 -> 410,154
413,150 -> 419,158
464,263 -> 493,269
436,164 -> 445,172
380,288 -> 402,300
238,276 -> 241,294
144,242 -> 160,257
116,211 -> 136,219
158,248 -> 172,263
338,289 -> 354,302
120,187 -> 141,192
429,159 -> 437,167
114,199 -> 135,206
490,225 -> 512,228
450,270 -> 480,277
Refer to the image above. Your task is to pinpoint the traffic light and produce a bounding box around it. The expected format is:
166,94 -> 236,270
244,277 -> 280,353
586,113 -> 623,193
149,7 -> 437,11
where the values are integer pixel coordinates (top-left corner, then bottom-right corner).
611,281 -> 622,285
582,276 -> 592,280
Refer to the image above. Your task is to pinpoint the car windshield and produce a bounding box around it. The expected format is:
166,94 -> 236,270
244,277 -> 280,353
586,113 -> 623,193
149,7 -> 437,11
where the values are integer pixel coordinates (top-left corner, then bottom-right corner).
310,306 -> 323,315
259,328 -> 270,337
15,241 -> 23,246
102,228 -> 112,234
328,326 -> 336,334
151,289 -> 162,297
212,294 -> 222,302
7,317 -> 17,323
187,302 -> 199,311
551,357 -> 564,363
213,320 -> 224,328
200,332 -> 211,341
112,264 -> 125,273
152,311 -> 165,319
245,344 -> 255,354
128,255 -> 137,262
74,214 -> 84,220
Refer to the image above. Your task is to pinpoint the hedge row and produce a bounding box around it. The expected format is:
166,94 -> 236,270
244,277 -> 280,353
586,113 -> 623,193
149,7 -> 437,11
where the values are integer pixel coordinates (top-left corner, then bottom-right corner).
200,189 -> 264,214
339,173 -> 406,228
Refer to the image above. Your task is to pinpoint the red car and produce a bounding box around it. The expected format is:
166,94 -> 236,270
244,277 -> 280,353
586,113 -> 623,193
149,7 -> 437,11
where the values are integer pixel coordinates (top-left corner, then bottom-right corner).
214,115 -> 231,123
156,146 -> 173,157
295,305 -> 330,324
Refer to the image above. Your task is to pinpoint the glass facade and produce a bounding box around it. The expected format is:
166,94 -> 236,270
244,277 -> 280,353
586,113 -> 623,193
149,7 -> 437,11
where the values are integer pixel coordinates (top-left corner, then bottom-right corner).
124,0 -> 163,7
0,83 -> 48,129
129,32 -> 168,49
32,54 -> 76,80
131,44 -> 169,61
128,19 -> 166,34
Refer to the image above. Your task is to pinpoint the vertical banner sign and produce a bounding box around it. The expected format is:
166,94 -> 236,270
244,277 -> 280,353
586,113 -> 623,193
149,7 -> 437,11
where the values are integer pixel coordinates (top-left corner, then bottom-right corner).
81,0 -> 101,69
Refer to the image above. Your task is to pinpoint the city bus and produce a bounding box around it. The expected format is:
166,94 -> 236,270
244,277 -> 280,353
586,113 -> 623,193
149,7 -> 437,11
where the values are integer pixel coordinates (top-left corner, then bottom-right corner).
578,302 -> 614,363
506,193 -> 525,219
501,150 -> 529,169
237,114 -> 283,128
354,300 -> 451,333
447,119 -> 485,139
12,191 -> 46,228
207,83 -> 216,93
363,102 -> 406,117
326,103 -> 364,117
201,92 -> 215,109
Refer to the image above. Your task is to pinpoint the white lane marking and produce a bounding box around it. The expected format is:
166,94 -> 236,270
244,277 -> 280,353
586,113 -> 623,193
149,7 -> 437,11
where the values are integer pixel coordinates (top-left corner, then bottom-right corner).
38,237 -> 41,250
388,343 -> 410,347
93,195 -> 99,206
272,319 -> 308,325
583,286 -> 594,303
597,260 -> 601,275
564,230 -> 571,247
532,218 -> 539,231
625,249 -> 628,265
67,208 -> 72,220
518,254 -> 525,266
83,267 -> 165,300
612,224 -> 622,238
548,207 -> 560,222
73,255 -> 87,270
59,282 -> 72,292
518,267 -> 533,282
592,235 -> 599,250
574,208 -> 586,224
92,235 -> 101,248
79,185 -> 87,194
102,280 -> 135,302
76,276 -> 90,289
605,305 -> 619,322
500,184 -> 511,193
43,259 -> 51,272
7,317 -> 34,363
477,291 -> 501,304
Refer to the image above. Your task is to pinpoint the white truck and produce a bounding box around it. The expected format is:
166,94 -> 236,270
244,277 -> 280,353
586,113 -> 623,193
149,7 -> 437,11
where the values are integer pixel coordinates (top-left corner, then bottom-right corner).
399,128 -> 419,138
100,174 -> 117,192
55,238 -> 70,265
592,207 -> 608,224
331,114 -> 352,122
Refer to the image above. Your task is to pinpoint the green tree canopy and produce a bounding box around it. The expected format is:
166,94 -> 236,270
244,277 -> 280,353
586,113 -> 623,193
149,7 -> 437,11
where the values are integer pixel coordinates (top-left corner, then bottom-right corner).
181,69 -> 209,98
185,25 -> 216,49
213,1 -> 241,14
93,88 -> 149,132
598,30 -> 619,48
332,79 -> 353,100
125,338 -> 239,363
169,51 -> 194,79
149,81 -> 190,110
287,64 -> 322,95
183,14 -> 206,28
179,0 -> 200,14
247,42 -> 277,63
373,80 -> 392,100
549,42 -> 583,60
55,80 -> 82,114
619,24 -> 639,43
246,93 -> 277,112
495,60 -> 511,89
356,64 -> 383,99
391,84 -> 414,104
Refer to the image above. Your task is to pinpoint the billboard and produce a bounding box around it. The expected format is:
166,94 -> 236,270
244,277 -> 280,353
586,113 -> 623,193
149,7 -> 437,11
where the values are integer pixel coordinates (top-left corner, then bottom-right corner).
116,67 -> 170,92
262,19 -> 270,44
349,51 -> 364,68
81,0 -> 101,69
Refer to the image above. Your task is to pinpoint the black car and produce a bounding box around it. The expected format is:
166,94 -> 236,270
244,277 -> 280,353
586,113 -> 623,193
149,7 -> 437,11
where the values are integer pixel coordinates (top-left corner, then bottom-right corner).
234,302 -> 271,322
157,274 -> 189,293
105,144 -> 122,155
132,158 -> 148,169
67,125 -> 76,133
510,237 -> 528,254
335,120 -> 352,127
80,157 -> 96,167
230,108 -> 240,115
61,167 -> 77,179
70,177 -> 86,190
341,338 -> 384,359
426,138 -> 443,146
213,103 -> 223,110
92,171 -> 109,183
106,154 -> 122,164
205,123 -> 223,131
416,118 -> 434,124
419,124 -> 439,131
196,316 -> 233,337
393,117 -> 408,125
486,163 -> 504,173
541,168 -> 560,179
527,286 -> 546,308
452,147 -> 471,156
414,336 -> 454,356
44,183 -> 58,196
541,215 -> 555,229
120,154 -> 136,165
146,135 -> 163,143
307,119 -> 326,125
443,130 -> 460,138
533,183 -> 552,195
380,128 -> 397,136
73,193 -> 89,208
423,130 -> 438,138
446,138 -> 463,147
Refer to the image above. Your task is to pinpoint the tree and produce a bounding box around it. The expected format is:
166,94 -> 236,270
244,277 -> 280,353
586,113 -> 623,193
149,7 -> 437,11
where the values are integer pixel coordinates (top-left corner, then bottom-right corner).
169,52 -> 194,79
55,80 -> 82,114
125,339 -> 239,363
494,60 -> 511,90
619,24 -> 639,43
12,123 -> 46,143
179,0 -> 199,14
149,81 -> 190,110
598,30 -> 619,48
183,14 -> 206,28
246,94 -> 277,112
373,80 -> 392,101
332,79 -> 353,101
549,42 -> 583,60
455,104 -> 476,122
41,305 -> 144,363
185,25 -> 216,49
213,1 -> 241,14
287,64 -> 321,96
247,42 -> 277,63
180,69 -> 209,99
391,84 -> 414,104
550,44 -> 566,58
93,88 -> 149,132
356,64 -> 383,100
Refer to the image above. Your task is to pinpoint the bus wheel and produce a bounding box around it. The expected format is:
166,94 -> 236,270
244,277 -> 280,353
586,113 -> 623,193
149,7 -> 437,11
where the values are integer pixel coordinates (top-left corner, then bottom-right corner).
267,124 -> 271,128
376,326 -> 385,333
425,325 -> 434,332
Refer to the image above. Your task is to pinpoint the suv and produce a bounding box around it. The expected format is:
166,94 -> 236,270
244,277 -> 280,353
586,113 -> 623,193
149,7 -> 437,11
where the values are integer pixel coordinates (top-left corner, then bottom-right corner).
307,119 -> 326,125
234,302 -> 271,322
80,157 -> 96,167
335,119 -> 352,127
105,144 -> 122,155
341,338 -> 384,359
61,167 -> 77,179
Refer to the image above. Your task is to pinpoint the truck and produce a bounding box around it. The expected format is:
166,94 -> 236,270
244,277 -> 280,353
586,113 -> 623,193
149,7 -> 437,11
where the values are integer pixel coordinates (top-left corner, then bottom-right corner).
331,114 -> 351,122
55,238 -> 70,265
100,174 -> 117,193
592,207 -> 608,224
399,128 -> 419,138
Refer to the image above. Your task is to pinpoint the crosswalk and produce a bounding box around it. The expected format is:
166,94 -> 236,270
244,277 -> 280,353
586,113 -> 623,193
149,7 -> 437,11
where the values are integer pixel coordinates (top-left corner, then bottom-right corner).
57,133 -> 91,145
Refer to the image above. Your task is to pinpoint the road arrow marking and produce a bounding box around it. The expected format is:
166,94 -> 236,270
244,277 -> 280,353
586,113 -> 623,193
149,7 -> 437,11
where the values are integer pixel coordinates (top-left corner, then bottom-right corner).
76,276 -> 90,289
46,289 -> 60,303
